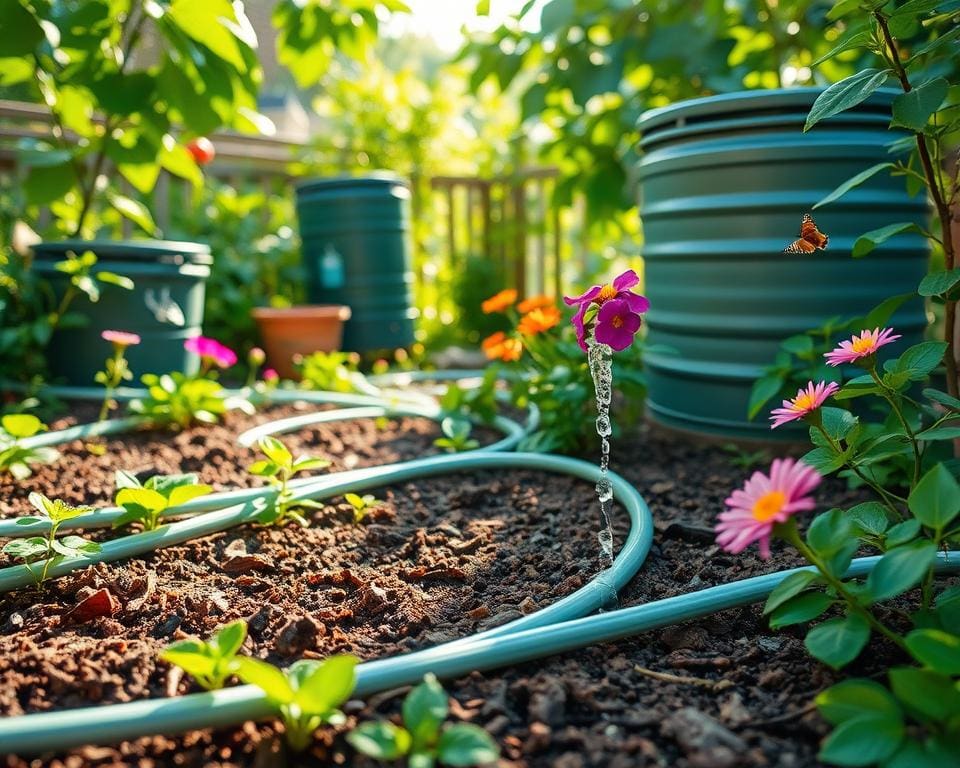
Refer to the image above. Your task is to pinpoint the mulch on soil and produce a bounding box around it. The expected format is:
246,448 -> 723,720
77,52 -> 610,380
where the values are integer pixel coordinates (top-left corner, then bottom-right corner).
0,404 -> 935,767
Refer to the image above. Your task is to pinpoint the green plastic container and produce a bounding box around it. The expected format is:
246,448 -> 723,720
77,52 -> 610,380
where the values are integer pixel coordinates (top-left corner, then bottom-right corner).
636,88 -> 929,440
31,240 -> 211,385
295,173 -> 415,352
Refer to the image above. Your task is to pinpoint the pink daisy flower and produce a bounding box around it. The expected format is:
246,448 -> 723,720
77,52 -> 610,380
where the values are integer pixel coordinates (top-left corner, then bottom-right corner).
101,330 -> 141,348
716,458 -> 822,559
563,269 -> 650,352
769,380 -> 839,429
184,336 -> 237,369
824,327 -> 901,367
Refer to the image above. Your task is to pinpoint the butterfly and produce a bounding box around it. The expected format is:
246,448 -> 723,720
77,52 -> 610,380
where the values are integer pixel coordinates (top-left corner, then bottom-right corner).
783,213 -> 829,254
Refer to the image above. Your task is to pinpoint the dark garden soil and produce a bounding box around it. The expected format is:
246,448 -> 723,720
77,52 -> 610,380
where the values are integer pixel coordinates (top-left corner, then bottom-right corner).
0,407 -> 931,768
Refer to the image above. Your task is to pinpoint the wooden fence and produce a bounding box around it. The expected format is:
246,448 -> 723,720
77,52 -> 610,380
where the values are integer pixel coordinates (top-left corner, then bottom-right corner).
0,98 -> 584,302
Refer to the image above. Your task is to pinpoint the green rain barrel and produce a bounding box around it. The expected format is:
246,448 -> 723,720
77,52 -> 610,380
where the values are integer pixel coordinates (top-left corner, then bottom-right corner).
295,173 -> 415,352
636,87 -> 929,441
31,240 -> 211,385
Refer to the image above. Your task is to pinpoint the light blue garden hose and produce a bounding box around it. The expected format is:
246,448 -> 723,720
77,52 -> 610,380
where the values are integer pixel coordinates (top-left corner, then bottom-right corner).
2,377 -> 955,756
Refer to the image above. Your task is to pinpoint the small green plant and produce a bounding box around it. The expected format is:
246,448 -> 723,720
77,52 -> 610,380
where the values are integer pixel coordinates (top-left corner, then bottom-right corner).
235,655 -> 358,752
129,372 -> 248,430
248,436 -> 330,527
348,674 -> 499,767
298,350 -> 364,393
113,471 -> 213,531
433,417 -> 480,453
344,492 -> 382,524
0,413 -> 59,479
2,492 -> 99,586
160,619 -> 247,691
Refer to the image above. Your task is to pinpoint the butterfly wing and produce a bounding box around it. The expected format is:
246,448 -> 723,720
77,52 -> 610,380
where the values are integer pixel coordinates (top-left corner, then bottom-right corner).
799,214 -> 829,249
784,237 -> 817,254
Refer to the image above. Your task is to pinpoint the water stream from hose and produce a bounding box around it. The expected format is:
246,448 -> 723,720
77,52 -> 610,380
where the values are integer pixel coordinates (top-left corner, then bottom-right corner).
588,339 -> 619,610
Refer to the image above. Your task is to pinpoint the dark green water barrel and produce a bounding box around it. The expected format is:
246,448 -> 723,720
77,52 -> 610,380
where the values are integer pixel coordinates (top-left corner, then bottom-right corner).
31,240 -> 211,385
295,173 -> 415,352
636,87 -> 929,441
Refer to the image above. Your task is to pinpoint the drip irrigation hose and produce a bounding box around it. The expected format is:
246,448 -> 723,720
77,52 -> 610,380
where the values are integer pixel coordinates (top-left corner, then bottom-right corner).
5,551 -> 957,754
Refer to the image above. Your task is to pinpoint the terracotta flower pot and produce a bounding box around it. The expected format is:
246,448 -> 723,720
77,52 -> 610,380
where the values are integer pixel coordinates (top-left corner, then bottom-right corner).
252,305 -> 351,380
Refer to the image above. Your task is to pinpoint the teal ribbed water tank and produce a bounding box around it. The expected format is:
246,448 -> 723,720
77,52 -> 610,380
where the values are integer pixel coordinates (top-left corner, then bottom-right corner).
636,88 -> 929,440
295,173 -> 415,352
31,239 -> 211,386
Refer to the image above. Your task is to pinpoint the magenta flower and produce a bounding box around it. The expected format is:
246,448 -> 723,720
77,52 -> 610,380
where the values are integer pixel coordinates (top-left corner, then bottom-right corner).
184,336 -> 237,369
716,458 -> 821,559
563,269 -> 650,351
594,298 -> 643,351
101,330 -> 141,348
263,368 -> 279,382
824,327 -> 901,367
769,380 -> 839,429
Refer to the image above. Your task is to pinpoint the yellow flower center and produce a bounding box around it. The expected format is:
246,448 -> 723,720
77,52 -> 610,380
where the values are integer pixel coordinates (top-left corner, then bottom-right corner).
598,284 -> 617,301
612,315 -> 623,328
792,392 -> 816,412
851,335 -> 875,354
752,490 -> 787,523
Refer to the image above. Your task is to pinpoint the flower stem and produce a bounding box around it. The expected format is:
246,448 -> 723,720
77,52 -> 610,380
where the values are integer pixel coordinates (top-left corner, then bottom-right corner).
868,367 -> 922,486
813,424 -> 905,517
781,521 -> 906,651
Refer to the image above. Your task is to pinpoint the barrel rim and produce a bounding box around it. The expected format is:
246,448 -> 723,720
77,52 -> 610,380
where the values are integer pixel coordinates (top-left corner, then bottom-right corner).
32,238 -> 212,265
295,172 -> 409,193
636,86 -> 901,134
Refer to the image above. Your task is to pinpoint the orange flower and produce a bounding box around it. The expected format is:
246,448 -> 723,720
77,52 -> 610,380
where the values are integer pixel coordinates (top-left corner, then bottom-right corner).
481,331 -> 523,362
517,306 -> 562,336
517,294 -> 555,314
481,289 -> 517,314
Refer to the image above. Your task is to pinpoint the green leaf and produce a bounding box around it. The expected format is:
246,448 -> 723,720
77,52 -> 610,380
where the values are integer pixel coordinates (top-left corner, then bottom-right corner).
1,413 -> 43,439
347,721 -> 412,759
167,0 -> 248,71
291,456 -> 330,473
889,666 -> 960,722
764,570 -> 819,615
805,69 -> 892,132
866,541 -> 937,602
294,654 -> 357,714
884,738 -> 959,768
748,374 -> 784,420
769,592 -> 835,629
848,502 -> 889,536
258,436 -> 292,467
851,222 -> 918,258
167,483 -> 213,508
403,674 -> 449,749
436,723 -> 500,767
916,425 -> 960,441
807,508 -> 854,555
234,657 -> 294,704
918,268 -> 960,297
0,0 -> 45,57
248,460 -> 279,477
812,28 -> 875,67
893,341 -> 948,379
818,715 -> 904,766
816,679 -> 901,725
107,192 -> 158,235
805,613 -> 870,669
801,446 -> 846,474
908,464 -> 960,530
116,487 -> 168,513
2,537 -> 48,560
212,620 -> 247,657
905,629 -> 960,675
891,77 -> 948,132
884,518 -> 921,547
96,271 -> 135,290
826,0 -> 866,20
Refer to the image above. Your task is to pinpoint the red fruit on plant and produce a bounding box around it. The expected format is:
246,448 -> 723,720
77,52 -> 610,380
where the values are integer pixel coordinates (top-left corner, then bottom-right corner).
186,137 -> 215,165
